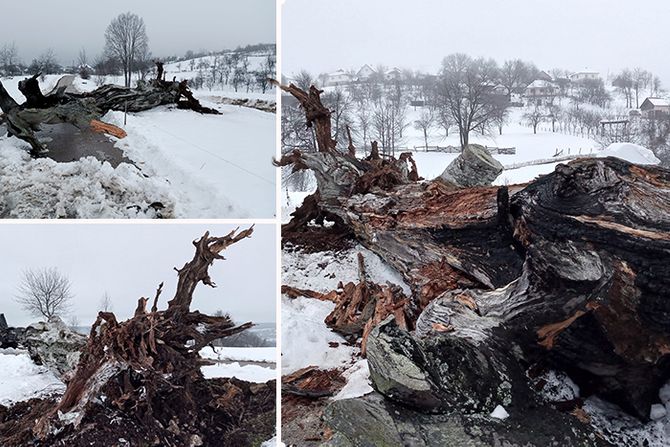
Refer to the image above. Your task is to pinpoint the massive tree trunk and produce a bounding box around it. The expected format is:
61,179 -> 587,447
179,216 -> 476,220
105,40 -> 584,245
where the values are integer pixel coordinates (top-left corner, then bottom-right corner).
1,227 -> 276,447
280,81 -> 670,437
0,63 -> 220,156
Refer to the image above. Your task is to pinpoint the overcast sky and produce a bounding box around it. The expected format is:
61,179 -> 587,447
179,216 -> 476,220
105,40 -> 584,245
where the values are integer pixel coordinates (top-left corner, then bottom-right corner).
283,0 -> 670,85
0,223 -> 276,327
1,0 -> 275,65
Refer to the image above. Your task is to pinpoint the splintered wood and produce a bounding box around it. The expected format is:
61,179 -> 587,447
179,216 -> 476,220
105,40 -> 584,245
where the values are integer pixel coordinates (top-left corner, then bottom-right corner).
285,252 -> 410,356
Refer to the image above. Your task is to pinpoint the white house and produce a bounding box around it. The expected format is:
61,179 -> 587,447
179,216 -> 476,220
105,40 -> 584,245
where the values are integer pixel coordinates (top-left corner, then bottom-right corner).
325,69 -> 353,86
356,64 -> 375,80
524,80 -> 559,105
385,67 -> 402,81
640,97 -> 670,119
570,69 -> 600,82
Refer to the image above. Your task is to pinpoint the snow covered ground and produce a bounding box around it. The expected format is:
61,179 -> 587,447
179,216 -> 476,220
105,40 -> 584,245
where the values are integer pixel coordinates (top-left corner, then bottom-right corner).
201,362 -> 276,383
0,65 -> 276,218
200,346 -> 276,363
0,349 -> 65,405
281,246 -> 408,399
199,346 -> 276,383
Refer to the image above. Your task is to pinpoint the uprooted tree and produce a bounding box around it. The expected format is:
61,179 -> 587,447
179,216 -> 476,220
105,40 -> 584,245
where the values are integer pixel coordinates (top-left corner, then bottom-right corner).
0,61 -> 219,156
0,227 -> 276,447
277,80 -> 670,441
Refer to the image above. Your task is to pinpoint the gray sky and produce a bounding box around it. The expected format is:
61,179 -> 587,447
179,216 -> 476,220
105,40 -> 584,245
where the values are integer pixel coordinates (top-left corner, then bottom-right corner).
283,0 -> 670,85
1,0 -> 275,65
0,223 -> 276,327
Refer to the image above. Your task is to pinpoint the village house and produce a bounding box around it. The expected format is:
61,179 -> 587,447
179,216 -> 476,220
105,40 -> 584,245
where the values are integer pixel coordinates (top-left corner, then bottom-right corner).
570,69 -> 600,82
356,64 -> 375,80
324,69 -> 353,86
524,80 -> 559,106
640,97 -> 670,119
384,67 -> 402,81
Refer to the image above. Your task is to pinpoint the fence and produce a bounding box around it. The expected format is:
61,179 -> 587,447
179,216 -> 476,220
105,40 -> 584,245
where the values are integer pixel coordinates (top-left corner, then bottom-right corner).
414,145 -> 516,155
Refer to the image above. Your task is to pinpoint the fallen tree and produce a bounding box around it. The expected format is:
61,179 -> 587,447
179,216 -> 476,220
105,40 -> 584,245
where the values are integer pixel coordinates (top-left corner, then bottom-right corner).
0,62 -> 220,156
0,227 -> 276,447
279,81 -> 670,443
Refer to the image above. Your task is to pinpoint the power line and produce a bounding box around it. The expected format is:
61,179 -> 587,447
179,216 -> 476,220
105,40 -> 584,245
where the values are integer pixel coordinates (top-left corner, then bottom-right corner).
149,123 -> 275,186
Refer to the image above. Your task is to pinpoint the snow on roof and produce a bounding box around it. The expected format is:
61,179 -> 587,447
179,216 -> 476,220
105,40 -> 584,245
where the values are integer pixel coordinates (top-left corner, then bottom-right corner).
644,97 -> 670,107
526,80 -> 556,89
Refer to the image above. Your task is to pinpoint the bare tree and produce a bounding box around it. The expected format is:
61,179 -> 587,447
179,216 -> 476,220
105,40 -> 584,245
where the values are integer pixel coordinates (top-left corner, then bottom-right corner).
100,291 -> 113,312
523,106 -> 545,134
0,42 -> 20,76
612,69 -> 633,108
68,315 -> 80,329
293,70 -> 315,90
632,67 -> 651,108
29,48 -> 60,76
414,108 -> 435,149
15,267 -> 73,320
77,48 -> 91,79
436,53 -> 504,149
499,59 -> 536,100
104,12 -> 149,87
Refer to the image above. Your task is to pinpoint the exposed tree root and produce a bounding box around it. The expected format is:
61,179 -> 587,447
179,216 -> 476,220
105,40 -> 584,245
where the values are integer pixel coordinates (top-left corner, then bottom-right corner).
0,227 -> 276,447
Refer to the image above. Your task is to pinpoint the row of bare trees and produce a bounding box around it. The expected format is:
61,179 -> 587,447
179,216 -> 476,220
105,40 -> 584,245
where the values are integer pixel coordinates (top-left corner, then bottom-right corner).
182,51 -> 276,94
612,67 -> 663,108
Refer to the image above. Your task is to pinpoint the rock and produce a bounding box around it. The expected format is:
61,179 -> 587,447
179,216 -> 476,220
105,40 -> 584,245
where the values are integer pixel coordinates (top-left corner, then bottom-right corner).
438,144 -> 503,187
0,314 -> 25,349
650,403 -> 667,420
366,317 -> 514,414
323,393 -> 608,447
22,316 -> 86,381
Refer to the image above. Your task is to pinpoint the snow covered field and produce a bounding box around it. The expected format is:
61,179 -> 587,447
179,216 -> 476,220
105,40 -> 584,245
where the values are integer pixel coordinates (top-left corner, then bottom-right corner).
0,61 -> 276,218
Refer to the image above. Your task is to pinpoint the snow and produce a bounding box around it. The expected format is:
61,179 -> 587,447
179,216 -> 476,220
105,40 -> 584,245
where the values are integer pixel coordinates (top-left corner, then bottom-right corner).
598,142 -> 661,165
104,104 -> 275,218
490,405 -> 509,420
493,162 -> 561,185
0,138 -> 175,218
201,362 -> 276,383
282,246 -> 410,296
281,296 -> 357,374
580,378 -> 670,446
332,360 -> 373,400
199,346 -> 276,383
534,369 -> 580,402
0,350 -> 65,406
200,347 -> 276,363
282,245 -> 407,399
261,436 -> 281,447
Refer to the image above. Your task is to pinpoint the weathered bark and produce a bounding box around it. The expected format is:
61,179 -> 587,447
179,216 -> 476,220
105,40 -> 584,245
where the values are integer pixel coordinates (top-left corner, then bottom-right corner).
281,82 -> 670,425
0,227 -> 275,447
0,63 -> 220,155
271,80 -> 336,152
